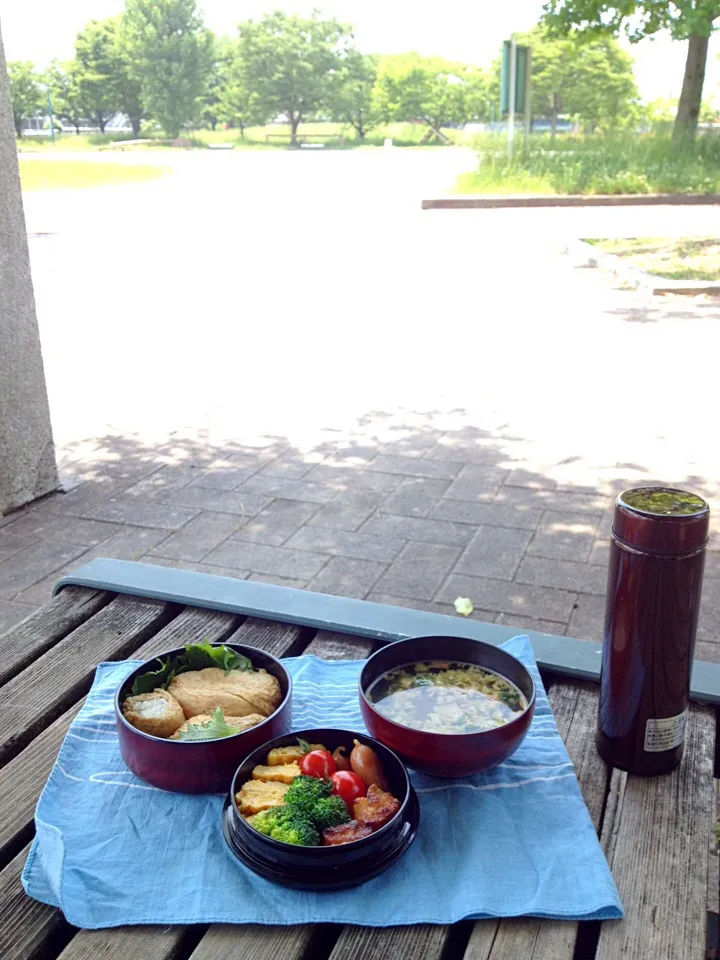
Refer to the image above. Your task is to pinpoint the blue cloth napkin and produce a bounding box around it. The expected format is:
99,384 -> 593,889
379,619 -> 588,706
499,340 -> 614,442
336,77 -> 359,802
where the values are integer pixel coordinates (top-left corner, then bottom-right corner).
22,636 -> 622,928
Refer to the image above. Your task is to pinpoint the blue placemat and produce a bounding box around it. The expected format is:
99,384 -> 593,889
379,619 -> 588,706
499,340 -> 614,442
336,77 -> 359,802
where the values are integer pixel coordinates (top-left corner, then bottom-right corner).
22,636 -> 622,928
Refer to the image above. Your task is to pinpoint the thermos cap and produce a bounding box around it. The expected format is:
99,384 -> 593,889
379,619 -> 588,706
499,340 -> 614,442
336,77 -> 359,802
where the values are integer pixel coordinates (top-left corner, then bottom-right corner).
614,486 -> 709,555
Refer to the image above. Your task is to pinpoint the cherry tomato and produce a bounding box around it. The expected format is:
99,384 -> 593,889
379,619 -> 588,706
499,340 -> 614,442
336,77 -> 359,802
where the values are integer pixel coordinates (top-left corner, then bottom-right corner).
299,749 -> 336,779
330,770 -> 367,811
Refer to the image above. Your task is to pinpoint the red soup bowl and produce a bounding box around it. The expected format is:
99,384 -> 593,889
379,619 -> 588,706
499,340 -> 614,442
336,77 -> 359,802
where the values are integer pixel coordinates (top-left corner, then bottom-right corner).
359,636 -> 536,778
115,644 -> 292,794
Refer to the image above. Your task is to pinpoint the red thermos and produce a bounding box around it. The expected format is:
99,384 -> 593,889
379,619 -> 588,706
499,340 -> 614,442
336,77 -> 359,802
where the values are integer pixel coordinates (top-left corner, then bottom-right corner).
596,487 -> 709,775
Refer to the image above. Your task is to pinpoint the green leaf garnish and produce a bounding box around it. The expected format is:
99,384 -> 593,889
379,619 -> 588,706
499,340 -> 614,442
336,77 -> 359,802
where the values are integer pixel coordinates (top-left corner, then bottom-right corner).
129,642 -> 252,696
297,738 -> 312,754
174,707 -> 238,741
180,642 -> 252,673
130,658 -> 177,696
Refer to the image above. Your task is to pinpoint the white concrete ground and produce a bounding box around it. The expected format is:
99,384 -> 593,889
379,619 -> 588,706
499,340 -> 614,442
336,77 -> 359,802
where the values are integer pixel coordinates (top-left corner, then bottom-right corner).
23,147 -> 720,496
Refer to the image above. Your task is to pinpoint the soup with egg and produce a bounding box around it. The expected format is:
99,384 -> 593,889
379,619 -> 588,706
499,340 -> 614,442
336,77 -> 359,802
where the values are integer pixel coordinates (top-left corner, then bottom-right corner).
367,660 -> 527,734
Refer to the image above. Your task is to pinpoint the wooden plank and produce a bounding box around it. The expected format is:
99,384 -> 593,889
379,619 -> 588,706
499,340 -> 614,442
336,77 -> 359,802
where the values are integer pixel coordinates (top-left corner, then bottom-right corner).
466,682 -> 610,960
130,605 -> 239,660
188,924 -> 317,960
329,924 -> 449,960
465,921 -> 575,960
224,617 -> 304,656
0,587 -> 110,685
54,617 -> 306,960
0,845 -> 68,960
0,608 -> 236,870
303,629 -> 374,659
0,703 -> 82,866
57,927 -> 198,960
0,595 -> 171,766
595,704 -> 716,960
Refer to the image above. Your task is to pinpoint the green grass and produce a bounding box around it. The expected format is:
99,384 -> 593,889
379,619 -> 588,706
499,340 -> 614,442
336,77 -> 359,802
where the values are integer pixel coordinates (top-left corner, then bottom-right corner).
17,121 -> 474,152
456,132 -> 720,196
18,158 -> 169,191
587,236 -> 720,281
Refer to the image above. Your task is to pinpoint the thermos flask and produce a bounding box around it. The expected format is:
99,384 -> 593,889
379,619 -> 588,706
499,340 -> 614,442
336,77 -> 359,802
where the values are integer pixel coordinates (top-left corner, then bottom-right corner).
596,486 -> 709,775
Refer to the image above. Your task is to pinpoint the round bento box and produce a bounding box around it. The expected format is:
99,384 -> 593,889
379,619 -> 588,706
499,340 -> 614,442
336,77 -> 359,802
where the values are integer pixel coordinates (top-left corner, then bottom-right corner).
222,728 -> 419,890
115,643 -> 292,794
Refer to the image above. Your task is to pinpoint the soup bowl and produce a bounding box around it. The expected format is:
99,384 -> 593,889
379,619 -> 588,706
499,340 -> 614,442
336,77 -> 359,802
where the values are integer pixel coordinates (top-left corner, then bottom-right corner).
115,643 -> 292,794
223,728 -> 419,890
359,636 -> 536,778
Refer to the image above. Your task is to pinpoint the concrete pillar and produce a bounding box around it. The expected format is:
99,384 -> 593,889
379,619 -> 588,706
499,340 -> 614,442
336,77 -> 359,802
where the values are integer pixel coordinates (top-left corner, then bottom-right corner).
0,21 -> 58,515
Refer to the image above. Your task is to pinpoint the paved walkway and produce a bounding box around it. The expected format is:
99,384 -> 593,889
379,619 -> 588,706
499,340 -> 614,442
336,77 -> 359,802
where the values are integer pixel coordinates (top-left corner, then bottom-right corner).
3,149 -> 720,658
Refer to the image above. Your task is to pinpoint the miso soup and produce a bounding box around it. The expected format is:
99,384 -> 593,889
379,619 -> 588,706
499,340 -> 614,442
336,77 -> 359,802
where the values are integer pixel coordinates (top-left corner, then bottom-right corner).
367,660 -> 527,734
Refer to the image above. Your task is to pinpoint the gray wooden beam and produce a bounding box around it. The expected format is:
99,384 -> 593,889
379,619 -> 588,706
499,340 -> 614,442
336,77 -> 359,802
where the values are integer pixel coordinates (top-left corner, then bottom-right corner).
54,558 -> 720,705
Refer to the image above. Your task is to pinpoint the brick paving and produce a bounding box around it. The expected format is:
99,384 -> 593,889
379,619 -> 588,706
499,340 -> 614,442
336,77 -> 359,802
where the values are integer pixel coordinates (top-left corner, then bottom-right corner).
1,424 -> 719,660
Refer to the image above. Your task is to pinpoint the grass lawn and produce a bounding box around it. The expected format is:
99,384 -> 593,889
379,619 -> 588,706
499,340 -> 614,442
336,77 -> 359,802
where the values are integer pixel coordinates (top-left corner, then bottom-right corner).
17,122 -> 474,152
587,237 -> 720,281
18,158 -> 169,191
455,133 -> 720,196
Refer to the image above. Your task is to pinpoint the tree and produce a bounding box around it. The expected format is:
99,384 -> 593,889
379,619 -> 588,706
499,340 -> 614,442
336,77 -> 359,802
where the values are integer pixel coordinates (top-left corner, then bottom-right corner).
216,40 -> 265,136
7,61 -> 43,137
114,17 -> 144,136
543,0 -> 720,140
329,49 -> 378,139
200,37 -> 234,131
45,61 -> 85,134
236,12 -> 351,144
124,0 -> 213,138
74,18 -> 122,133
509,27 -> 638,133
374,54 -> 490,137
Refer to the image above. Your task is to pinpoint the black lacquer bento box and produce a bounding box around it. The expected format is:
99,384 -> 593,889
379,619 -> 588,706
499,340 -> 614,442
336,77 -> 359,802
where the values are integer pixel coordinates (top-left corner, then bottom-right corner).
222,728 -> 419,890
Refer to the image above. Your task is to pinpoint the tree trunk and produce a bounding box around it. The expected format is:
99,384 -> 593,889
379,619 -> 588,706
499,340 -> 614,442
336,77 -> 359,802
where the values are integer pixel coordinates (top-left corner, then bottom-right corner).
98,117 -> 107,134
673,32 -> 710,142
239,122 -> 244,139
290,113 -> 300,145
74,123 -> 80,135
551,97 -> 558,139
130,116 -> 141,137
14,117 -> 22,137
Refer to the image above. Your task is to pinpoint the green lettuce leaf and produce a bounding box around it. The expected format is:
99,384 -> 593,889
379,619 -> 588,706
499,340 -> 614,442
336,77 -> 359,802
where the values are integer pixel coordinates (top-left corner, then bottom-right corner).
130,658 -> 177,696
129,642 -> 252,697
180,642 -> 252,673
173,707 -> 238,741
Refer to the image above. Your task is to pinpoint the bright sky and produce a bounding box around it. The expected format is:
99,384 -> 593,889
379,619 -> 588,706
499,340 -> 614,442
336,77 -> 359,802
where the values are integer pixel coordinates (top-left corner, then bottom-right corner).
1,0 -> 719,103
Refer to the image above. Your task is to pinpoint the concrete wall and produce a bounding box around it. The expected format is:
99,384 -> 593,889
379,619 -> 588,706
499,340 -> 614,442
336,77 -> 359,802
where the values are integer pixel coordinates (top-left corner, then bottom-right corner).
0,21 -> 58,514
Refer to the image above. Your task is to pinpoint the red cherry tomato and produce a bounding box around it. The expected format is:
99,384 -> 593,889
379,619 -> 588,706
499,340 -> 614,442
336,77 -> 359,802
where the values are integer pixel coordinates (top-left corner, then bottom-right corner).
299,749 -> 336,779
330,770 -> 367,811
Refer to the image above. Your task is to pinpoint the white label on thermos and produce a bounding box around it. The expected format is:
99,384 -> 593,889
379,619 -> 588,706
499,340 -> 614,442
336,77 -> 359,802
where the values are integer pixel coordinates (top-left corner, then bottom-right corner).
644,711 -> 688,753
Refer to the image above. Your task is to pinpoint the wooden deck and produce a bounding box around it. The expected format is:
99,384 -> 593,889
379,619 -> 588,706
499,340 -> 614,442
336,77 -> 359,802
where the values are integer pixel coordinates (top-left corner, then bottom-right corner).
1,585 -> 717,960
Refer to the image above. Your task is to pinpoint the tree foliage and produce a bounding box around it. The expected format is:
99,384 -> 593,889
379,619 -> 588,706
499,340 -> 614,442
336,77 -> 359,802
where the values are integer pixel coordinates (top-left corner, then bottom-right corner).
510,26 -> 638,131
235,12 -> 352,142
74,18 -> 124,133
374,53 -> 490,135
542,0 -> 720,138
124,0 -> 213,137
7,61 -> 43,137
45,61 -> 85,134
330,49 -> 378,139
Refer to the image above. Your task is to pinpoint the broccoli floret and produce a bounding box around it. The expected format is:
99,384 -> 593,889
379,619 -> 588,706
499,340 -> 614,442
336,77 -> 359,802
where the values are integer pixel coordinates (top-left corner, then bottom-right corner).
283,775 -> 350,831
312,794 -> 351,831
284,774 -> 333,818
250,806 -> 320,846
